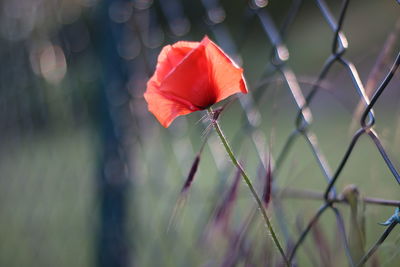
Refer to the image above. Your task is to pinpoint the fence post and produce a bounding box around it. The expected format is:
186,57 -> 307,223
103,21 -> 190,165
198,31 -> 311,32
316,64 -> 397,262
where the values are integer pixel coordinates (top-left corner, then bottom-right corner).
94,0 -> 131,266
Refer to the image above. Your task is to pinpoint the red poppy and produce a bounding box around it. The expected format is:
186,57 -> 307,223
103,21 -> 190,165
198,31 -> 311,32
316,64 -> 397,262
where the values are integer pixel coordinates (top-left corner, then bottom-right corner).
144,36 -> 248,128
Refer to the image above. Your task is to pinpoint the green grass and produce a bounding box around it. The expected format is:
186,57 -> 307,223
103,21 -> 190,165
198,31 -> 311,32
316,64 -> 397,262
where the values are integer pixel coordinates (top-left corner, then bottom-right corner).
0,99 -> 399,266
0,128 -> 97,267
131,95 -> 400,265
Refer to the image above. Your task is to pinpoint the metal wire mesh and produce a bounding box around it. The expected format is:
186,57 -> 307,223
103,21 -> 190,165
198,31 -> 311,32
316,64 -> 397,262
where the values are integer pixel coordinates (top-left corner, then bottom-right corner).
136,0 -> 400,266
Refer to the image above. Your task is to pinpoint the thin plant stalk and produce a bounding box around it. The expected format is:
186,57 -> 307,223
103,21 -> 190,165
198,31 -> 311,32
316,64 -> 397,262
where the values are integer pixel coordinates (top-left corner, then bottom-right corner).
207,107 -> 289,267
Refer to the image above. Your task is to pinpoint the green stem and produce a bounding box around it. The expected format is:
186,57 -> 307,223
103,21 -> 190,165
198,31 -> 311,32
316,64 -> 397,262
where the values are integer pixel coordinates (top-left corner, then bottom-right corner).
207,107 -> 289,267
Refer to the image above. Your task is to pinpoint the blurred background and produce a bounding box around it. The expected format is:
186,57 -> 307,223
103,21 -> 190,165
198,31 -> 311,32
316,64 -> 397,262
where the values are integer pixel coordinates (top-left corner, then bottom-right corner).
0,0 -> 399,266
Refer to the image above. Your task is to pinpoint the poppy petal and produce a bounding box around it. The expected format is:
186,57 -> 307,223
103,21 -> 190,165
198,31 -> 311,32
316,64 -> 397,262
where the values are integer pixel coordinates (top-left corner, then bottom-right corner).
153,41 -> 199,84
159,43 -> 217,109
202,36 -> 248,102
144,80 -> 198,128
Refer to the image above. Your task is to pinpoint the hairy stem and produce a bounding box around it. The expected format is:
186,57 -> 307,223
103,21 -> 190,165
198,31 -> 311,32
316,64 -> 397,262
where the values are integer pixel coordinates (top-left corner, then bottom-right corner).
207,107 -> 289,267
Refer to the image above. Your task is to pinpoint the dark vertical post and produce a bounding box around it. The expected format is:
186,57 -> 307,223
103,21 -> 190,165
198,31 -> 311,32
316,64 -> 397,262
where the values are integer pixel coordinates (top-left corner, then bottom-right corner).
93,0 -> 131,266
